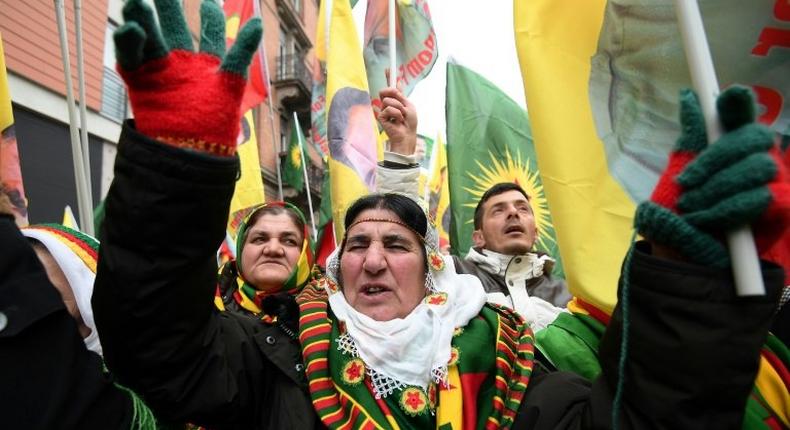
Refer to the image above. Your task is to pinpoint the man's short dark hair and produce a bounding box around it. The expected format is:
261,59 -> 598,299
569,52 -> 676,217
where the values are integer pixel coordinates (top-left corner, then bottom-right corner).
473,183 -> 530,229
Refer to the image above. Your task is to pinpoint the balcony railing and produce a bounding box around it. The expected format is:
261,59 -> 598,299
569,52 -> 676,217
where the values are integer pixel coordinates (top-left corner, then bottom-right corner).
275,54 -> 311,90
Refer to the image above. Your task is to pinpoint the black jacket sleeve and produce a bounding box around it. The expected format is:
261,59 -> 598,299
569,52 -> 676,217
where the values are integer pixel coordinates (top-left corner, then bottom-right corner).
599,241 -> 783,429
92,123 -> 276,428
0,215 -> 133,430
514,241 -> 784,429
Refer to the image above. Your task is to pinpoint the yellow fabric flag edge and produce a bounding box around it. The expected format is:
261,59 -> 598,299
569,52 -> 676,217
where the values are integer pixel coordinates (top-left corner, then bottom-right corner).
513,0 -> 635,312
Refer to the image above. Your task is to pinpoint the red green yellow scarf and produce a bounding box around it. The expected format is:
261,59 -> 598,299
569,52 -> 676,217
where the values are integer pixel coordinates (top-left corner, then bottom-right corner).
296,280 -> 535,430
214,202 -> 314,319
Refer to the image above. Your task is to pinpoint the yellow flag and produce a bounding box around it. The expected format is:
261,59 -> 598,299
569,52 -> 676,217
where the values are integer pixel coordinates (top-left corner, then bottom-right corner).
227,110 -> 265,239
514,1 -> 634,312
315,0 -> 327,64
322,0 -> 380,240
427,133 -> 450,252
62,205 -> 79,231
0,32 -> 29,226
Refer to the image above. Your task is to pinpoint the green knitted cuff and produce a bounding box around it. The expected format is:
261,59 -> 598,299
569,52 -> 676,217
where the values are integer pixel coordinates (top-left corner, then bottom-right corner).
634,202 -> 730,269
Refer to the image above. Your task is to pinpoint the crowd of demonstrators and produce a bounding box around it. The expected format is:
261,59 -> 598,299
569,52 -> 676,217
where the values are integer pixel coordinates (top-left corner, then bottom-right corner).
1,0 -> 788,429
88,0 -> 787,429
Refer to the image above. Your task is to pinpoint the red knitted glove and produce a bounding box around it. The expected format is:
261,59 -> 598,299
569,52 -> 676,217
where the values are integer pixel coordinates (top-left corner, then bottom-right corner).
635,87 -> 789,268
114,0 -> 261,156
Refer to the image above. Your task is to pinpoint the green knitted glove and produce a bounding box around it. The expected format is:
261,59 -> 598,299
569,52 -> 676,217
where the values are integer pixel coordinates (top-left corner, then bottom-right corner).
115,0 -> 262,156
635,87 -> 785,268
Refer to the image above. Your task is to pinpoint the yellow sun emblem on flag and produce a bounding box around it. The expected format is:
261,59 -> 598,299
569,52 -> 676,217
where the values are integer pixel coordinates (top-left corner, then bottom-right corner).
290,143 -> 302,168
463,147 -> 557,252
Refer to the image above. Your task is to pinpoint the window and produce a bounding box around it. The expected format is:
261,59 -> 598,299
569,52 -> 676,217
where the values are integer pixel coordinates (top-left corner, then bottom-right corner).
100,23 -> 128,123
280,115 -> 289,154
278,27 -> 289,78
294,41 -> 305,63
292,0 -> 302,15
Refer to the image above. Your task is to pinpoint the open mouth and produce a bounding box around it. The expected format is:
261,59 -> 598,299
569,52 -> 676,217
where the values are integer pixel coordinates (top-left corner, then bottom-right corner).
361,284 -> 391,296
504,225 -> 525,234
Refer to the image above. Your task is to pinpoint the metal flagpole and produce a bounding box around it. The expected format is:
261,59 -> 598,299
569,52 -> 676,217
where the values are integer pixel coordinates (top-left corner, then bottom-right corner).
674,0 -> 764,296
253,0 -> 284,200
425,133 -> 439,202
293,112 -> 317,242
73,0 -> 94,235
326,0 -> 332,54
325,0 -> 337,248
54,0 -> 93,234
388,0 -> 396,87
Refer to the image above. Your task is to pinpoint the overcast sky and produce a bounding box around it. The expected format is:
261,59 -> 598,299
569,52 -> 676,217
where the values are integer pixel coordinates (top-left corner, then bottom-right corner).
352,0 -> 526,140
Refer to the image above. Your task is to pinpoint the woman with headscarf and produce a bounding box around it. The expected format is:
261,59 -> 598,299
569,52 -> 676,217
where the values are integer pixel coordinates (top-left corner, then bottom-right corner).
214,202 -> 314,338
22,224 -> 104,354
297,193 -> 534,427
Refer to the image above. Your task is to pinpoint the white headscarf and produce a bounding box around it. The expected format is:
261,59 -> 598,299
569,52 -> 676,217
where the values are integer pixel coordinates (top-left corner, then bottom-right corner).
323,194 -> 487,397
22,227 -> 102,355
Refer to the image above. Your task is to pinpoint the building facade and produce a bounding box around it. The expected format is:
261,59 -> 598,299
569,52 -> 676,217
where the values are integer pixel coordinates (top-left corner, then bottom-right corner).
0,0 -> 323,226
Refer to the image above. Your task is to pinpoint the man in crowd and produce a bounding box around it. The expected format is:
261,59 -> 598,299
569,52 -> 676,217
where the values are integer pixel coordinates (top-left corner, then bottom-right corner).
376,87 -> 570,330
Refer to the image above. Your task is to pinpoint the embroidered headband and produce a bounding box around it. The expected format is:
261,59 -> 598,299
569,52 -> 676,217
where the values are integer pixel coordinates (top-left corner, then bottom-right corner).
344,217 -> 426,243
327,193 -> 446,284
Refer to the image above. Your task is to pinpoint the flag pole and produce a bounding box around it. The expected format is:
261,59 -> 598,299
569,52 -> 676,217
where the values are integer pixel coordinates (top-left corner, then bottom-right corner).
294,112 -> 318,242
253,0 -> 284,200
54,0 -> 93,234
325,0 -> 334,248
73,0 -> 94,235
388,0 -> 396,87
674,0 -> 764,296
425,134 -> 439,202
326,0 -> 332,56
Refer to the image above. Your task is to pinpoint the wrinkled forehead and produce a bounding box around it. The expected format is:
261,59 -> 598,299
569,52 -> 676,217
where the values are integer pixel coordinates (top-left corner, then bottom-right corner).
484,190 -> 531,210
247,213 -> 303,237
345,209 -> 422,244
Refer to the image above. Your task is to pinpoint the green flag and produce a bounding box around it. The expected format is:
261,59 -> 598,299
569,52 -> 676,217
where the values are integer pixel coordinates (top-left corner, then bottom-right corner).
283,120 -> 305,192
445,61 -> 564,277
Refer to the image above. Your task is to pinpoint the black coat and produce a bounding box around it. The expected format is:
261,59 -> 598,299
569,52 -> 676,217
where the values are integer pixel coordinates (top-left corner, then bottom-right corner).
92,124 -> 320,430
0,215 -> 134,429
93,123 -> 785,430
